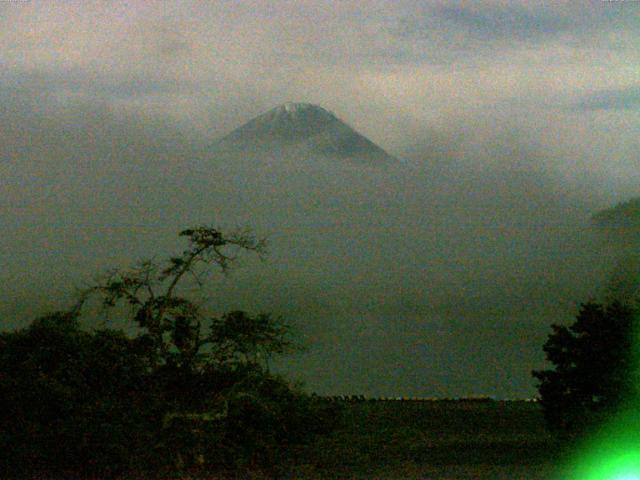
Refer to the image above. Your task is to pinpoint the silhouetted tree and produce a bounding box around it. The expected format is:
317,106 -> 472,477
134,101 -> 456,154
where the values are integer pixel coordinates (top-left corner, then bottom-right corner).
0,312 -> 160,478
532,301 -> 638,435
70,225 -> 323,473
74,226 -> 271,369
0,226 -> 336,478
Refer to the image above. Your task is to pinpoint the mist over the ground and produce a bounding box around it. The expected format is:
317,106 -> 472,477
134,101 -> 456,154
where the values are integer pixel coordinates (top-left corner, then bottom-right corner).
1,88 -> 631,398
2,1 -> 639,398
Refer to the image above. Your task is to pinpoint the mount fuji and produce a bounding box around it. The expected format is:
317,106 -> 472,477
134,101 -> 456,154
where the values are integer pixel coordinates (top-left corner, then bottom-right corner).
211,102 -> 398,165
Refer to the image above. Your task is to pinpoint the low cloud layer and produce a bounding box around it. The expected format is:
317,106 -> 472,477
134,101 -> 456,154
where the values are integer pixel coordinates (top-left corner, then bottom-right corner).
575,85 -> 640,111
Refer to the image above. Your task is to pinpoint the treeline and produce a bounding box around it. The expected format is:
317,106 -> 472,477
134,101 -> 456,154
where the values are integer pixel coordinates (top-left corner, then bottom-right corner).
0,227 -> 341,479
318,395 -> 501,403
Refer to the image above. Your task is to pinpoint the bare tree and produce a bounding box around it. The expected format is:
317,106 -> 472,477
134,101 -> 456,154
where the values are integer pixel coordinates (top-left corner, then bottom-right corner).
72,226 -> 291,370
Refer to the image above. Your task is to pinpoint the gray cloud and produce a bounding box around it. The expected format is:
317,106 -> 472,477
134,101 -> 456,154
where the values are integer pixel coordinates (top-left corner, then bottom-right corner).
0,68 -> 198,100
399,2 -> 637,42
390,1 -> 639,66
409,4 -> 573,42
575,85 -> 640,111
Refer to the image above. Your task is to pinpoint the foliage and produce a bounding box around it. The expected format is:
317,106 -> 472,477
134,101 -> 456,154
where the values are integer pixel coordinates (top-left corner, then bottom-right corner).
74,226 -> 269,367
0,312 -> 161,477
532,301 -> 638,435
0,226 -> 335,478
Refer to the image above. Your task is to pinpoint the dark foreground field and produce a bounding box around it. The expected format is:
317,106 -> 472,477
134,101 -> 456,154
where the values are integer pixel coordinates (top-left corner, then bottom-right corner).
282,399 -> 563,479
40,398 -> 566,480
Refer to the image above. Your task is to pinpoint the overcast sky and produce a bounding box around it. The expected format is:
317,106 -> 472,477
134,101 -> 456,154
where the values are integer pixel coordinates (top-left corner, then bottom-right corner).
2,1 -> 639,398
2,1 -> 638,177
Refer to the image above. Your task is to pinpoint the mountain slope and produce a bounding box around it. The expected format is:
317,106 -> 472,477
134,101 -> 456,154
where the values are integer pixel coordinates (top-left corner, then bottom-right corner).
592,197 -> 640,229
212,102 -> 397,164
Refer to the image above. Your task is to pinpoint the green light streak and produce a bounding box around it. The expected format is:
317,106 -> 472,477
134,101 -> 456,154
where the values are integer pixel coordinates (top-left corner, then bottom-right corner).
562,307 -> 640,480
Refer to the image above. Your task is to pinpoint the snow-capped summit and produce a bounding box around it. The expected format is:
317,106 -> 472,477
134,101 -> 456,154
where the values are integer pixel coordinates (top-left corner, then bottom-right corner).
212,102 -> 397,164
281,102 -> 317,114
